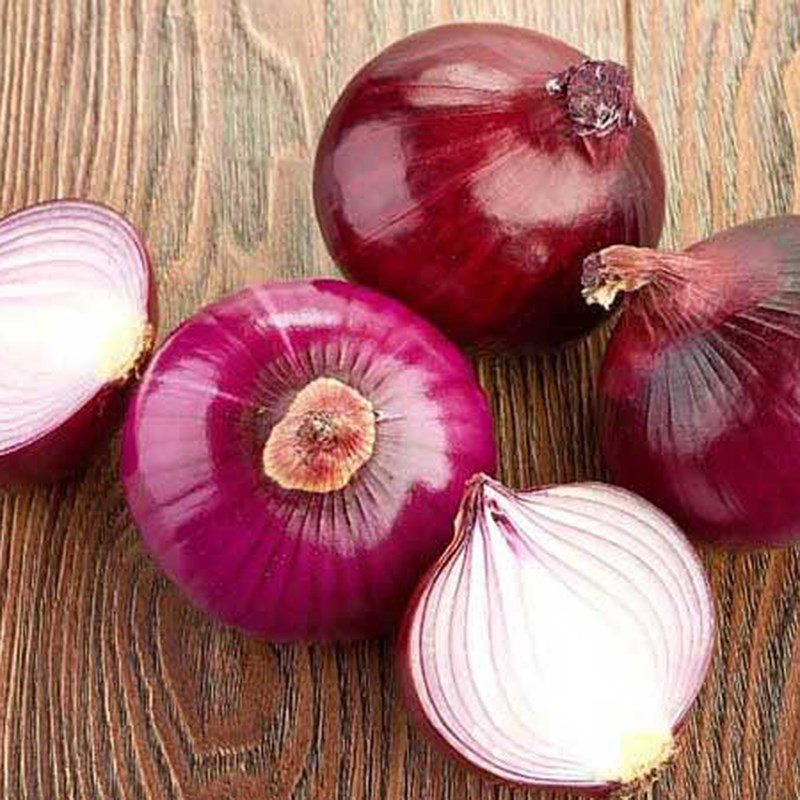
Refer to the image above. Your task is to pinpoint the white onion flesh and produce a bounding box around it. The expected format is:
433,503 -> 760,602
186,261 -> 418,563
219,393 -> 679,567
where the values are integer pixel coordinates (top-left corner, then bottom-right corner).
402,477 -> 715,790
0,202 -> 151,453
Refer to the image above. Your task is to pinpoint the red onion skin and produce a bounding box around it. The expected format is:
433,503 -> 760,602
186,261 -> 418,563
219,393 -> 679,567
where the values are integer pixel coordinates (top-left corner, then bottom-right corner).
122,279 -> 496,641
0,199 -> 157,485
0,378 -> 139,485
314,23 -> 665,351
596,216 -> 800,546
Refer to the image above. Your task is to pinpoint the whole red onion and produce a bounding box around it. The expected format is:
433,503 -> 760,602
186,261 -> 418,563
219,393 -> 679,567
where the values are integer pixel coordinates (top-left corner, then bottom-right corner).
0,200 -> 155,484
399,475 -> 714,794
585,216 -> 800,546
122,279 -> 496,640
314,23 -> 665,351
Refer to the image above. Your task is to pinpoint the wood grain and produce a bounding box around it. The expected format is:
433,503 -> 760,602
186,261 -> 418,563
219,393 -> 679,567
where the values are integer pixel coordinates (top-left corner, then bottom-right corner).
0,1 -> 798,798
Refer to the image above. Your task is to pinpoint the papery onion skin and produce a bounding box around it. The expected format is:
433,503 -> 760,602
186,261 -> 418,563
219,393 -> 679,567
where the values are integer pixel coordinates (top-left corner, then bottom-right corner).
0,200 -> 156,485
122,279 -> 496,641
314,23 -> 665,351
398,476 -> 715,795
588,216 -> 800,547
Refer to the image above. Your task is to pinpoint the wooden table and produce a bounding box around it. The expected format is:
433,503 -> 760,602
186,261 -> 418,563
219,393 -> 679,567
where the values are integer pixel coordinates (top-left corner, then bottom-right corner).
1,1 -> 799,798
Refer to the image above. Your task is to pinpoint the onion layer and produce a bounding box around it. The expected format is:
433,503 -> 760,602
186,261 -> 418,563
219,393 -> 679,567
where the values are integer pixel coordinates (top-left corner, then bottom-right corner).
586,216 -> 800,546
122,279 -> 496,641
314,23 -> 665,351
0,200 -> 155,484
398,476 -> 714,794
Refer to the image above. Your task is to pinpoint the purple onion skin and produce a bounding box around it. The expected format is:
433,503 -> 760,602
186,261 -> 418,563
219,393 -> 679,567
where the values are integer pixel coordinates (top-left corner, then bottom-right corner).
0,379 -> 140,485
0,199 -> 157,486
314,23 -> 665,351
598,216 -> 800,547
122,279 -> 496,641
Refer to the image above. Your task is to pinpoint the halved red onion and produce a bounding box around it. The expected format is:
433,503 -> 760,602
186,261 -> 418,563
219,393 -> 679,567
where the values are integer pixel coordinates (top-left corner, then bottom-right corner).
0,200 -> 155,484
399,476 -> 715,794
122,279 -> 496,641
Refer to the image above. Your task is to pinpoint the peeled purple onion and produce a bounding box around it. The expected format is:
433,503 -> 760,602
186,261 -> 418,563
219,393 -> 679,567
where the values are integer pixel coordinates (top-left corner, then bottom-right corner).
585,216 -> 800,546
399,476 -> 715,794
0,200 -> 155,484
122,279 -> 496,640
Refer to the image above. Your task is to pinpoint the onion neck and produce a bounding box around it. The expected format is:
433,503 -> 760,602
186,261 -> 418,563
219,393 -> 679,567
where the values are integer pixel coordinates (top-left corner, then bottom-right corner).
582,242 -> 774,330
582,245 -> 667,310
262,377 -> 376,493
546,59 -> 636,156
456,473 -> 492,534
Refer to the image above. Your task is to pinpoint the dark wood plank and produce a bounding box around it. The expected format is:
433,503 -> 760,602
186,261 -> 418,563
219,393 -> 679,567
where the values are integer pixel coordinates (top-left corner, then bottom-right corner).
0,1 -> 798,799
